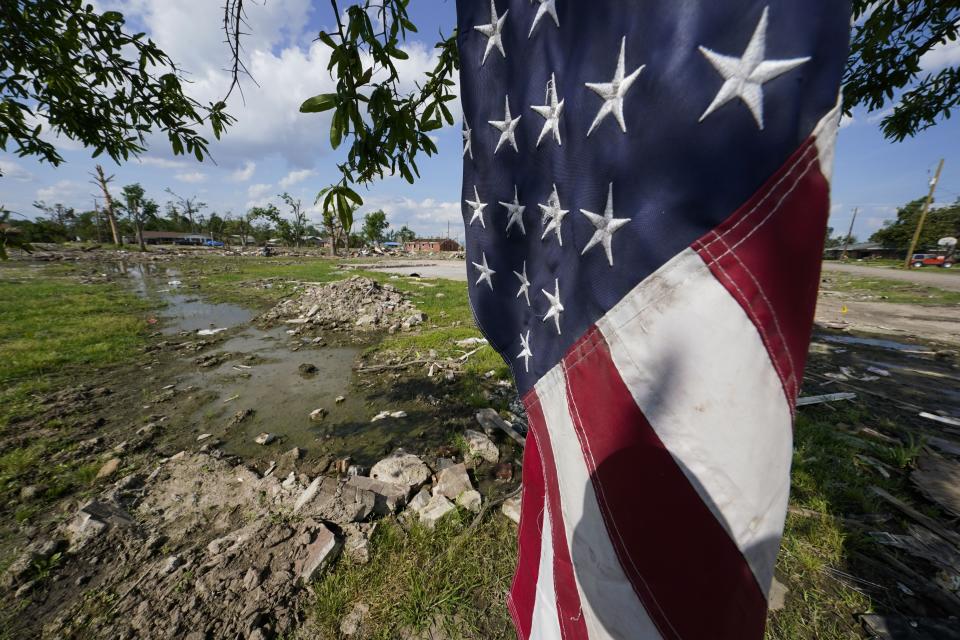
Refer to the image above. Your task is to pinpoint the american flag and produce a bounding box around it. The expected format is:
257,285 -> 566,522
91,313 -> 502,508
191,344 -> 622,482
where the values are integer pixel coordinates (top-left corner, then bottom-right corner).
456,1 -> 850,638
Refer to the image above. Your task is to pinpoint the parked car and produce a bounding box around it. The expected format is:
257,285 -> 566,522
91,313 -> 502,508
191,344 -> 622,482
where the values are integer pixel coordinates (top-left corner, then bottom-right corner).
911,253 -> 953,268
204,239 -> 225,247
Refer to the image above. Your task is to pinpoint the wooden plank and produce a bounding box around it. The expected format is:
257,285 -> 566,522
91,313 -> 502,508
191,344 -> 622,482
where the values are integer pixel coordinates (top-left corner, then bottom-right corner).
870,486 -> 960,549
475,408 -> 526,447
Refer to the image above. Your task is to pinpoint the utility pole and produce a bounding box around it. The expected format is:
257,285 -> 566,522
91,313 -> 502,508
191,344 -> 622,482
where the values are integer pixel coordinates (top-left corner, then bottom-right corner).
904,158 -> 945,269
840,207 -> 859,261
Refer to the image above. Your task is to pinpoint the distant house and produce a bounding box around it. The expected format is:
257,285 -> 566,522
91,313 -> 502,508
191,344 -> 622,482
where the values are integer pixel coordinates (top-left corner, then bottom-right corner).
137,231 -> 212,245
403,238 -> 461,253
823,242 -> 902,260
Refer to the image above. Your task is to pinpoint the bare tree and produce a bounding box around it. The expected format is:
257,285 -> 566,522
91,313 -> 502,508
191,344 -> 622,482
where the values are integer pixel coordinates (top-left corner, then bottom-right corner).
91,165 -> 121,246
279,193 -> 307,247
165,188 -> 207,234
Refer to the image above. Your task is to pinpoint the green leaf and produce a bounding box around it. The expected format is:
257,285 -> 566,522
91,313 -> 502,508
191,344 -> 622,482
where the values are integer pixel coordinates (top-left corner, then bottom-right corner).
300,94 -> 337,113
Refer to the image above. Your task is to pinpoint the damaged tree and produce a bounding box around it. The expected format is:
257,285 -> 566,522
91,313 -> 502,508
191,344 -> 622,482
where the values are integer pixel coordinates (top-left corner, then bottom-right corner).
91,165 -> 121,246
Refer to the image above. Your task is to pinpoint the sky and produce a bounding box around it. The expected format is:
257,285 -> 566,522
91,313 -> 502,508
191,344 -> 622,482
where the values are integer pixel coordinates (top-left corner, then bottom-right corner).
1,0 -> 958,244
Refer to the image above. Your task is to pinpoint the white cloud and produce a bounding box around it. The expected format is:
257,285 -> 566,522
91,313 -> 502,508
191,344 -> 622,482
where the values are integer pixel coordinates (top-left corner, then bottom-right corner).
920,37 -> 960,72
839,114 -> 855,129
245,182 -> 276,209
35,180 -> 90,207
175,171 -> 207,184
361,195 -> 462,238
279,169 -> 314,189
230,160 -> 256,182
866,107 -> 894,124
136,156 -> 190,169
0,160 -> 34,182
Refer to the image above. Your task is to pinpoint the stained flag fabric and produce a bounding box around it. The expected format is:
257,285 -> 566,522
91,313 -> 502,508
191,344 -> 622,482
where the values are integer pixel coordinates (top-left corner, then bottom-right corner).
455,1 -> 851,638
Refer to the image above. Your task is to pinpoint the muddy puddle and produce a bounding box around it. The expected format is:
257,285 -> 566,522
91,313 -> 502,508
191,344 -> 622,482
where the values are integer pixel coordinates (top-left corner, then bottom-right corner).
114,262 -> 444,466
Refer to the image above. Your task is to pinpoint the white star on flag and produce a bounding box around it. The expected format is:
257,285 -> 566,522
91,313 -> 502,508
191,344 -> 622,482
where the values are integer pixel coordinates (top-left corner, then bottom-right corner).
541,278 -> 564,335
514,261 -> 531,306
585,36 -> 645,135
474,0 -> 508,66
516,330 -> 533,372
462,120 -> 473,160
531,73 -> 564,147
489,96 -> 521,154
472,253 -> 496,290
698,6 -> 810,129
465,186 -> 487,228
538,184 -> 568,246
580,182 -> 631,266
501,186 -> 526,235
528,0 -> 559,38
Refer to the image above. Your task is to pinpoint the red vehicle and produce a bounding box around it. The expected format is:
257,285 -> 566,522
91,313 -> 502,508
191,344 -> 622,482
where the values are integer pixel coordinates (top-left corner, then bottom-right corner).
911,253 -> 954,268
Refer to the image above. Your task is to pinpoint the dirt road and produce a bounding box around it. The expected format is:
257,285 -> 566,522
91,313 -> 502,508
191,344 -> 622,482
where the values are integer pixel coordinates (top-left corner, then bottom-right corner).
822,261 -> 960,292
356,260 -> 468,281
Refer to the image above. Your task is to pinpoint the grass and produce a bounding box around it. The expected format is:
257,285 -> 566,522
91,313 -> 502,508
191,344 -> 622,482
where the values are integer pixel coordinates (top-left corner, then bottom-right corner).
303,511 -> 517,639
0,263 -> 151,387
820,271 -> 960,305
0,261 -> 152,529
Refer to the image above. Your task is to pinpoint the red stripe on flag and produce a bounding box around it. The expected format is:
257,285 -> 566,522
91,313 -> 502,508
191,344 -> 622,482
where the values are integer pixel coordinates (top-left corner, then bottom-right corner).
508,423 -> 547,639
562,327 -> 768,640
523,395 -> 590,640
692,138 -> 830,410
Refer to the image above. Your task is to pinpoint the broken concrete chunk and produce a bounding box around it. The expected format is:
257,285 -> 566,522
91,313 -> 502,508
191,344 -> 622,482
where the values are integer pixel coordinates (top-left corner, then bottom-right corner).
418,494 -> 456,529
294,477 -> 324,514
295,522 -> 340,582
254,432 -> 276,445
464,429 -> 499,464
369,450 -> 430,490
501,493 -> 521,524
346,475 -> 409,515
408,488 -> 432,514
309,408 -> 328,422
340,602 -> 370,637
456,490 -> 482,513
196,433 -> 212,442
161,555 -> 183,575
96,457 -> 121,479
433,463 -> 473,501
295,476 -> 375,523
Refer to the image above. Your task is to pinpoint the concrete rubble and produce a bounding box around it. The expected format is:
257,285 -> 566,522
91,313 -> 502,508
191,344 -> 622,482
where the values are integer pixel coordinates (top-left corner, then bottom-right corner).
369,450 -> 431,490
501,493 -> 522,525
464,429 -> 499,464
259,276 -> 424,333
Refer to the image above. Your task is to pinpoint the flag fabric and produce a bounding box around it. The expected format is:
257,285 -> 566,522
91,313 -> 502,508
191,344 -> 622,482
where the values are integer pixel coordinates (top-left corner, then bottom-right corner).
456,1 -> 850,638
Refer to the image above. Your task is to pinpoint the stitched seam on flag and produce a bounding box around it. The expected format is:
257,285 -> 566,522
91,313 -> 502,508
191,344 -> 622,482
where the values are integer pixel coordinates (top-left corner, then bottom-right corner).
528,404 -> 580,640
695,235 -> 793,400
561,338 -> 682,640
704,153 -> 821,264
713,230 -> 800,399
697,141 -> 817,256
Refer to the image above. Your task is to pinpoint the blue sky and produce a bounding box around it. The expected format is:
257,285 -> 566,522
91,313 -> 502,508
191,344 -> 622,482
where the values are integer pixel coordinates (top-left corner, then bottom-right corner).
1,0 -> 957,244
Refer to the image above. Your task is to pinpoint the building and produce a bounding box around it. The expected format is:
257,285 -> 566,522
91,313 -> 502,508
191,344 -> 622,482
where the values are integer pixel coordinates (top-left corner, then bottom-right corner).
403,238 -> 461,253
136,231 -> 212,245
823,242 -> 902,261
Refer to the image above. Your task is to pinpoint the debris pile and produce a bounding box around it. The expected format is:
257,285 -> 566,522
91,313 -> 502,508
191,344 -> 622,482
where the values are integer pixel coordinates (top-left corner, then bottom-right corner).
259,276 -> 424,332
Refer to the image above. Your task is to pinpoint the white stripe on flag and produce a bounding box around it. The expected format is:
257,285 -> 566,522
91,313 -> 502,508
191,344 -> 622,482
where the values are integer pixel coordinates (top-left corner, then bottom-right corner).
534,367 -> 664,640
529,504 -> 564,640
597,248 -> 793,593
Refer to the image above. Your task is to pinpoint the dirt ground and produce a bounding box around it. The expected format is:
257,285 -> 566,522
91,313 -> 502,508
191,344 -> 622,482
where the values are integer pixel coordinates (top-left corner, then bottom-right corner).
823,261 -> 960,292
2,249 -> 960,639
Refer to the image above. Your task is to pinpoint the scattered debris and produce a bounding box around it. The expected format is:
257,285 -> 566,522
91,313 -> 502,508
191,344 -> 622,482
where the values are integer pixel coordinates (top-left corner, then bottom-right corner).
371,410 -> 407,422
870,486 -> 960,549
196,433 -> 212,442
463,429 -> 499,463
309,408 -> 328,422
501,493 -> 521,524
455,337 -> 488,347
919,412 -> 960,428
95,458 -> 121,479
254,432 -> 276,446
859,614 -> 960,640
260,276 -> 421,332
298,363 -> 318,376
911,453 -> 960,518
795,392 -> 857,407
340,602 -> 371,637
434,463 -> 473,501
369,450 -> 430,490
476,408 -> 526,447
335,395 -> 346,404
197,327 -> 227,336
229,408 -> 254,426
768,577 -> 789,612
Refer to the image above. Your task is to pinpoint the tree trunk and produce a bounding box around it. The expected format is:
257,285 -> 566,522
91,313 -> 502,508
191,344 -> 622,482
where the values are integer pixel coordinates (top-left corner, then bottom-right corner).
94,165 -> 122,246
136,218 -> 146,251
93,202 -> 103,244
